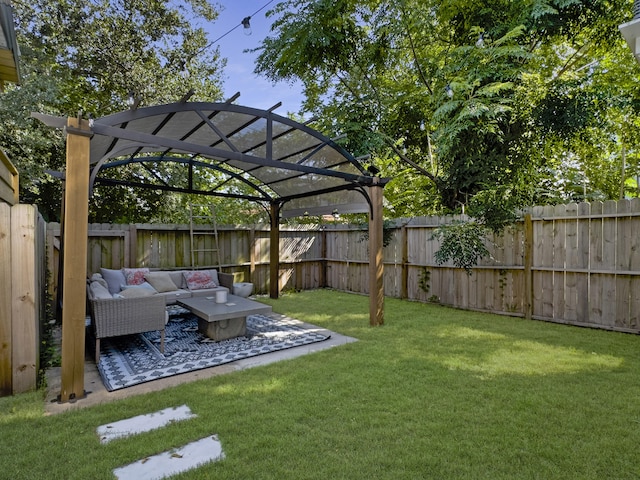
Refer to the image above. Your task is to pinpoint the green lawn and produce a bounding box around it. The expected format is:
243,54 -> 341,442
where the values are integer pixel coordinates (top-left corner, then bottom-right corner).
2,289 -> 640,479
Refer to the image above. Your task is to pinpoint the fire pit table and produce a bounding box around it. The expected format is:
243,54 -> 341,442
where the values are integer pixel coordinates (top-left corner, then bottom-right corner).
177,294 -> 272,341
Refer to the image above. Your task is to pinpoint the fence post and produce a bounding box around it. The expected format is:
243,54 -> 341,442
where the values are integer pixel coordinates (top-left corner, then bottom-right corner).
401,225 -> 408,299
524,213 -> 533,319
0,202 -> 12,395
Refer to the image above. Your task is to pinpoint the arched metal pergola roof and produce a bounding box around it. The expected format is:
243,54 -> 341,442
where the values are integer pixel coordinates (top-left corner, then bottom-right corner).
34,98 -> 388,403
38,97 -> 386,218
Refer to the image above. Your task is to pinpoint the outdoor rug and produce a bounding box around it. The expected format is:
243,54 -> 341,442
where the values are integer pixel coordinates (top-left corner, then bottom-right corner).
97,311 -> 331,391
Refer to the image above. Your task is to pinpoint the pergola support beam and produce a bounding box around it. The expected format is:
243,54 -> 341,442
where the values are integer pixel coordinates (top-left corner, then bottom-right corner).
369,179 -> 384,326
59,117 -> 91,402
269,203 -> 280,299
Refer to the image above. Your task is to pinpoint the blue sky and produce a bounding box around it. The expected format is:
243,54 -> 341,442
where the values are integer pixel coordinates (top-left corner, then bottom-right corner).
207,1 -> 305,115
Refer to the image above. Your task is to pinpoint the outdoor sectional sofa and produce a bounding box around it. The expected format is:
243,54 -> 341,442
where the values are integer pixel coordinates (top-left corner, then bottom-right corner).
87,268 -> 234,362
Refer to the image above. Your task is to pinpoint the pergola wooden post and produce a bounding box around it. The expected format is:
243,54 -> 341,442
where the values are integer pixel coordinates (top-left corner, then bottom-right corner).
369,178 -> 384,326
58,117 -> 91,402
269,202 -> 280,299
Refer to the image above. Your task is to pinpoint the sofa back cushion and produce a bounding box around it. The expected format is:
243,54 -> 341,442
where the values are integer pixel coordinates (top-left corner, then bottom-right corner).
168,270 -> 187,289
205,269 -> 220,286
123,267 -> 150,285
89,280 -> 113,299
183,270 -> 217,290
144,272 -> 178,293
100,268 -> 127,294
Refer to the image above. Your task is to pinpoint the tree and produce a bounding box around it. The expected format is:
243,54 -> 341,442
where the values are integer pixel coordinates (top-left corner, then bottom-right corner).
0,0 -> 226,222
255,0 -> 635,227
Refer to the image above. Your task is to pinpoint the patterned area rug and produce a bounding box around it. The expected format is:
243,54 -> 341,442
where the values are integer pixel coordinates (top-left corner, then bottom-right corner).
97,312 -> 330,391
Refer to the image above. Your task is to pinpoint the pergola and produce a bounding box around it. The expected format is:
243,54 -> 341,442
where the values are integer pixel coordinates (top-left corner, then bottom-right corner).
35,96 -> 389,402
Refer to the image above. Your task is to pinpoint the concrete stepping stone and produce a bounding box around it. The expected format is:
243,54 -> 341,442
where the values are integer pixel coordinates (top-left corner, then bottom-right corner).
97,405 -> 197,443
113,435 -> 224,480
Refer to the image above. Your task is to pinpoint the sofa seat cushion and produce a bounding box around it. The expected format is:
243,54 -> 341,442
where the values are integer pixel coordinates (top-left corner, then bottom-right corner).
118,287 -> 156,299
189,286 -> 229,298
157,289 -> 192,304
121,282 -> 157,292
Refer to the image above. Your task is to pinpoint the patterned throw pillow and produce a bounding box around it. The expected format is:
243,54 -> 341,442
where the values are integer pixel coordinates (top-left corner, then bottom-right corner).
183,270 -> 217,290
122,267 -> 150,285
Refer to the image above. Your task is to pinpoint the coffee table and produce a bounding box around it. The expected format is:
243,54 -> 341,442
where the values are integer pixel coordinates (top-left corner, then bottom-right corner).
177,294 -> 272,341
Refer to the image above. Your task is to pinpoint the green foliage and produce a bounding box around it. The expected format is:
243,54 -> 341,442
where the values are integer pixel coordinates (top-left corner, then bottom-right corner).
432,221 -> 490,274
1,0 -> 225,222
256,0 -> 636,222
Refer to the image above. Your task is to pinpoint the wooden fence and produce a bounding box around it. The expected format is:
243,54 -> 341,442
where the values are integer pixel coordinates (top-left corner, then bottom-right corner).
1,203 -> 46,396
47,199 -> 640,335
0,149 -> 19,206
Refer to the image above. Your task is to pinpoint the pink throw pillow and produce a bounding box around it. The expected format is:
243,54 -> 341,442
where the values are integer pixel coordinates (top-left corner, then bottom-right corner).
183,271 -> 217,290
123,267 -> 150,285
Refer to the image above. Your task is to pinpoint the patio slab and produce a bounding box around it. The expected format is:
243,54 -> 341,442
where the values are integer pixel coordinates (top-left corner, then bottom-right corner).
44,313 -> 357,414
97,405 -> 197,444
113,435 -> 224,480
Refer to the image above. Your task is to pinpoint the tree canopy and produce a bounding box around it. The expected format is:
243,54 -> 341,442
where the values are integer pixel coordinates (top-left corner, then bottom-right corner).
0,0 -> 226,221
255,0 -> 639,228
2,0 -> 640,230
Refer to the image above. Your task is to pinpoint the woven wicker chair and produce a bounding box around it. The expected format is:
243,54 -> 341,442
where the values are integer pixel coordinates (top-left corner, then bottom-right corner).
90,294 -> 166,363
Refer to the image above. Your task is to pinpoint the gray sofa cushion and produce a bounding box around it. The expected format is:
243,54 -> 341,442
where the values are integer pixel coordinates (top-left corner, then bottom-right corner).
100,268 -> 127,294
119,287 -> 156,298
189,285 -> 229,298
167,270 -> 187,289
157,289 -> 192,303
144,272 -> 178,293
89,281 -> 113,299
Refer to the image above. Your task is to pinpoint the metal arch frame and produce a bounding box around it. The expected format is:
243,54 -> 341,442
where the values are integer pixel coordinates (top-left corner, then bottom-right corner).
91,101 -> 368,173
91,156 -> 276,202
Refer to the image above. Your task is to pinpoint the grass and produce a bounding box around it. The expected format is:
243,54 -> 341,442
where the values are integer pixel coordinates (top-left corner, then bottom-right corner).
2,289 -> 640,479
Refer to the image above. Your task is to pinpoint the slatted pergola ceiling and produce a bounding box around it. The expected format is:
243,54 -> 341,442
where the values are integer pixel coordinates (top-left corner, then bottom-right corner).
60,97 -> 384,218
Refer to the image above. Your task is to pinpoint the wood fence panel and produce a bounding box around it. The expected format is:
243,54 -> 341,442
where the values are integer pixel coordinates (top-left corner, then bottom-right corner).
454,269 -> 469,309
11,205 -> 38,393
383,264 -> 401,298
630,199 -> 640,329
0,150 -> 19,205
576,202 -> 590,322
540,205 -> 555,319
531,206 -> 545,317
0,202 -> 12,395
553,204 -> 567,321
588,202 -> 604,326
438,267 -> 454,305
482,268 -> 501,312
600,201 -> 618,328
616,200 -> 631,329
429,267 -> 443,303
564,204 -> 578,322
43,201 -> 640,336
